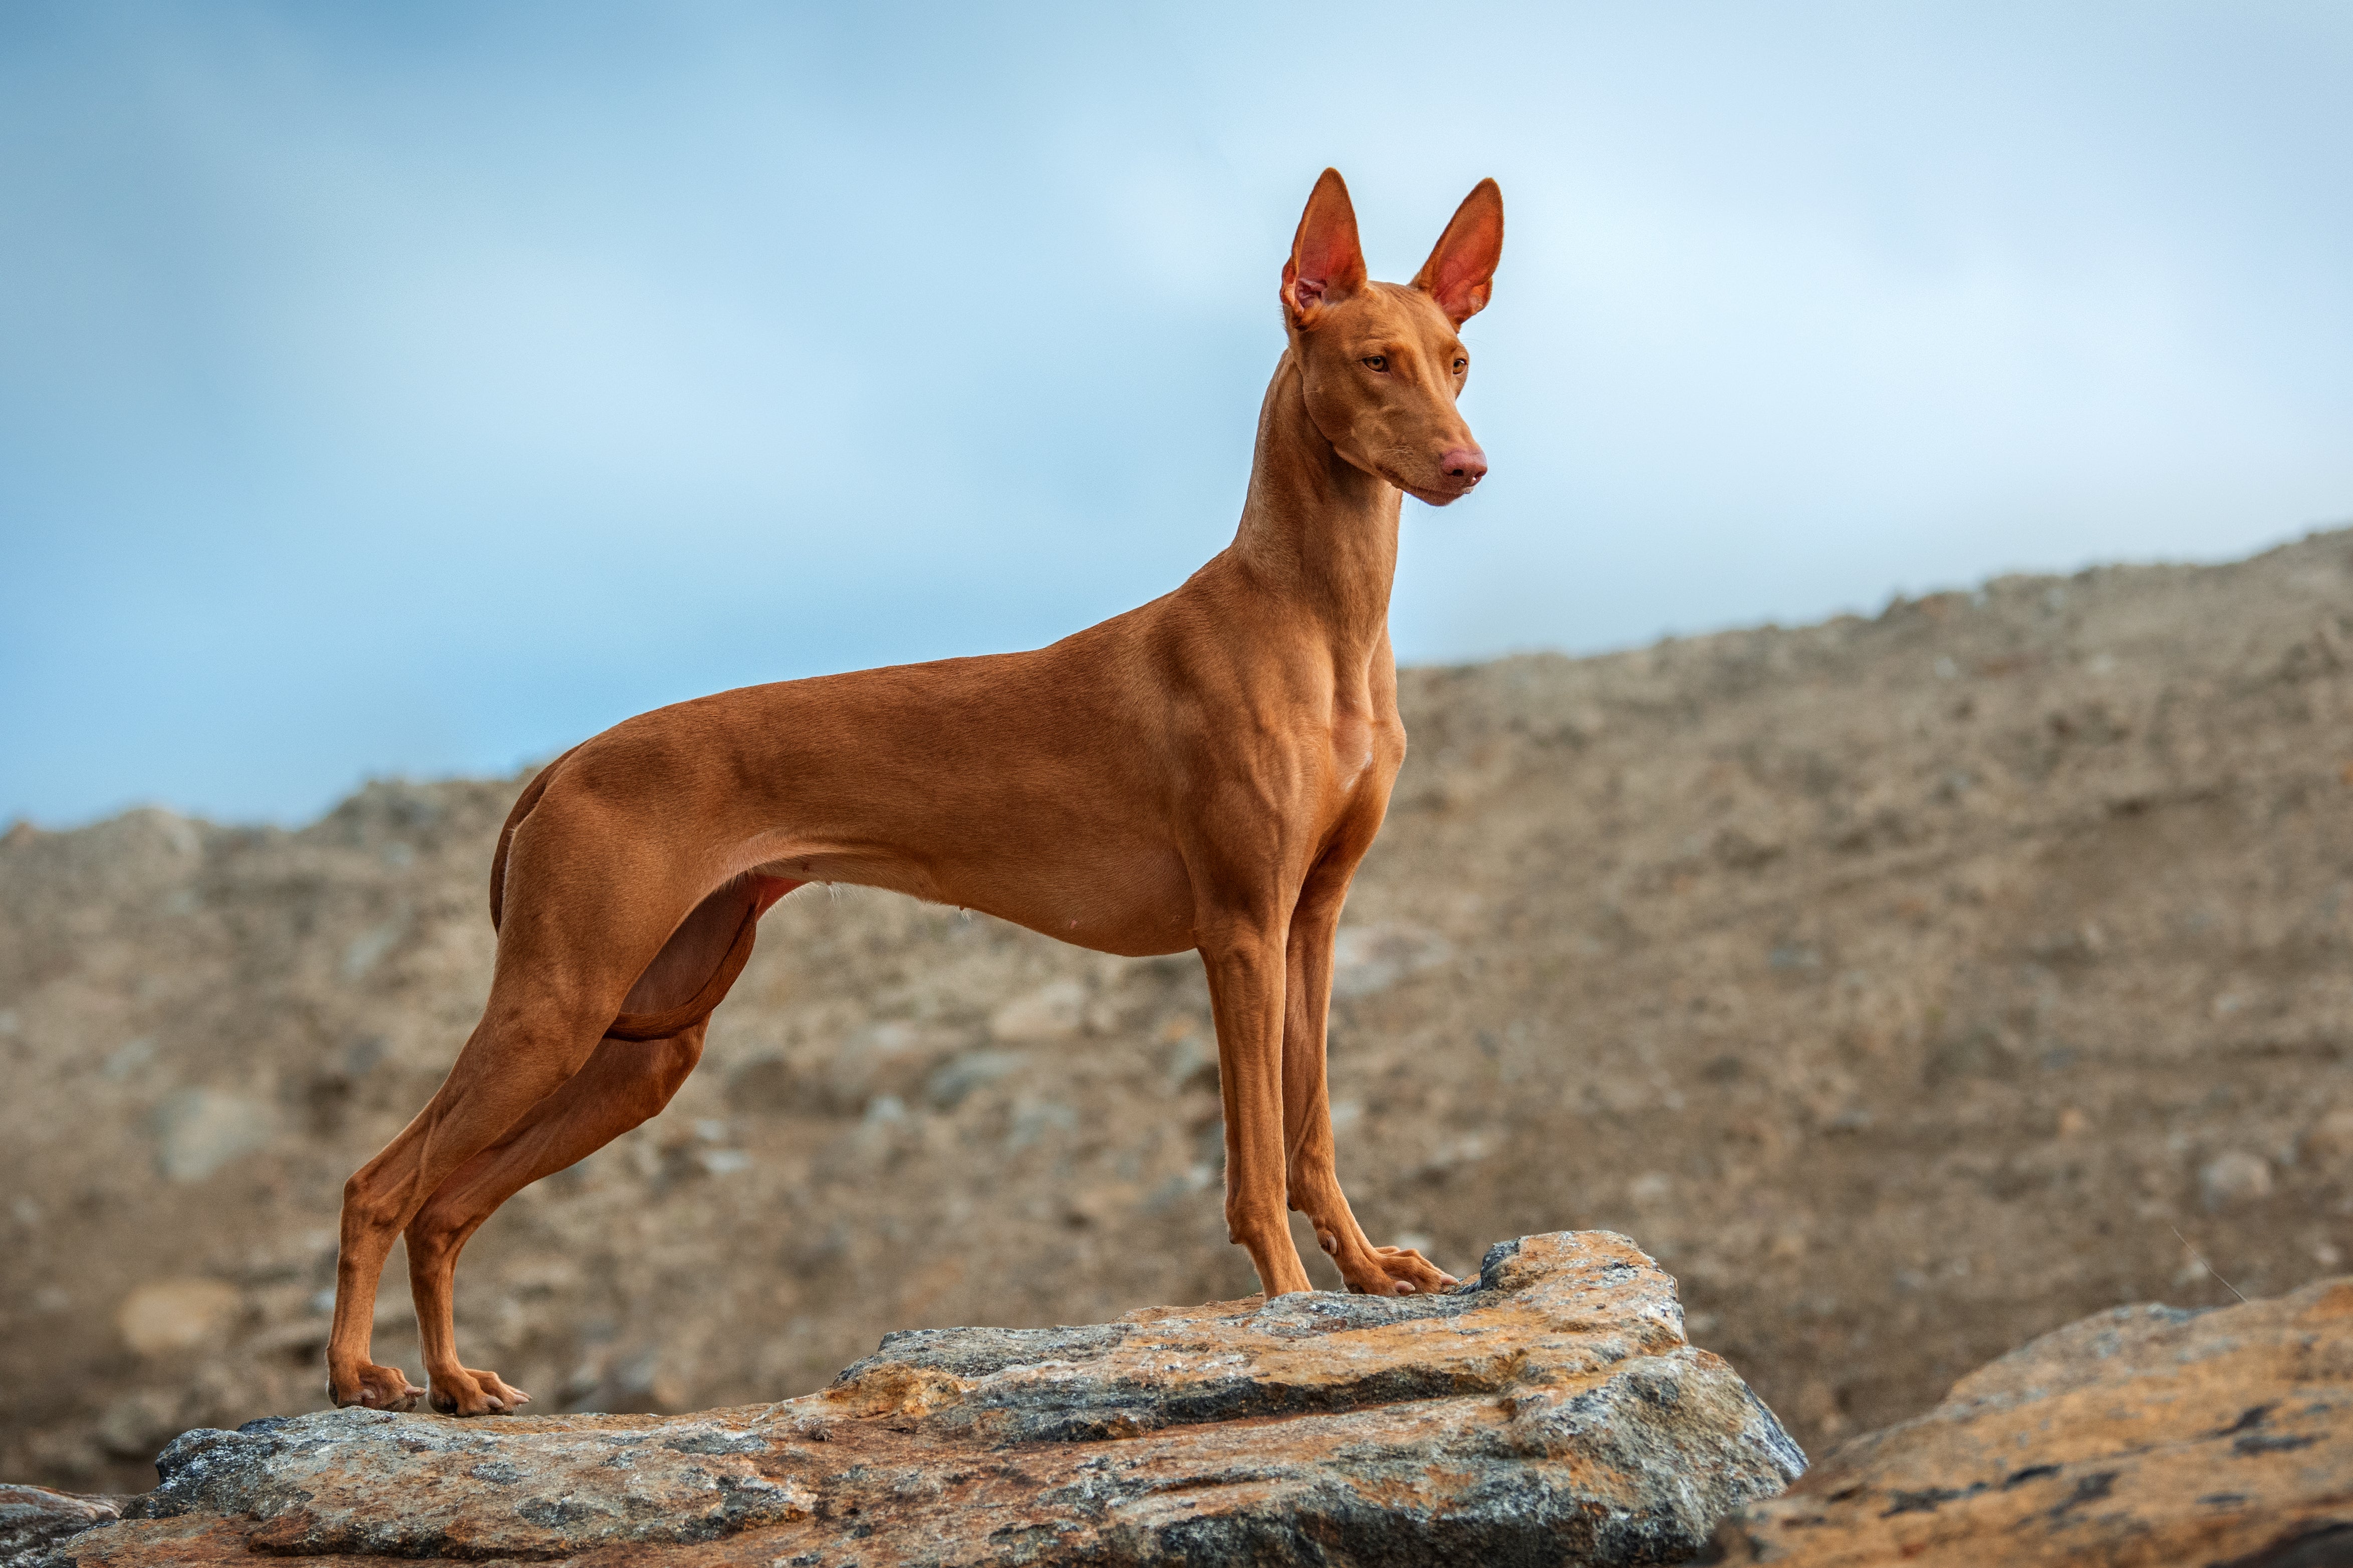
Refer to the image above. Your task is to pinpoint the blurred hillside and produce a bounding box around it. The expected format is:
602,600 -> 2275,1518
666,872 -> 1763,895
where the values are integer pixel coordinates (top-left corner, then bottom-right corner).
6,530 -> 2352,1492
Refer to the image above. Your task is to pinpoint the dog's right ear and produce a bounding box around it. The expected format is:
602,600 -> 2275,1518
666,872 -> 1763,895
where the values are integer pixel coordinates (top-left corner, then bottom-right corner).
1282,168 -> 1367,328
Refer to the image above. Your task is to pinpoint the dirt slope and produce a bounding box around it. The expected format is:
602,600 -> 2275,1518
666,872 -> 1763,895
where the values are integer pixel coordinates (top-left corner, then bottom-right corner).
6,529 -> 2352,1491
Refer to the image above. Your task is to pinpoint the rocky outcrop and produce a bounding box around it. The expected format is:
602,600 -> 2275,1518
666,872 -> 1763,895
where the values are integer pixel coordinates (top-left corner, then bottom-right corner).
38,1232 -> 1803,1566
1706,1274 -> 2353,1566
28,1239 -> 2353,1567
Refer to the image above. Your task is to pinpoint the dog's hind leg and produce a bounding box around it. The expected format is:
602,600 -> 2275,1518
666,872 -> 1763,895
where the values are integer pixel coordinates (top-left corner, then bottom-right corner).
325,976 -> 623,1411
342,870 -> 798,1415
403,1023 -> 707,1415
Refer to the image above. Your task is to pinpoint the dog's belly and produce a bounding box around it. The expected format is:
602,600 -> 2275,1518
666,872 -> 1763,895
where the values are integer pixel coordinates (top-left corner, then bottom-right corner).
745,841 -> 1198,959
956,853 -> 1199,957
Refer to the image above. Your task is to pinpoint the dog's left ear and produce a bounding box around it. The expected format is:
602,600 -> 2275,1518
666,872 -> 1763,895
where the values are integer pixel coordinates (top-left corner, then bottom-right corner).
1413,179 -> 1503,326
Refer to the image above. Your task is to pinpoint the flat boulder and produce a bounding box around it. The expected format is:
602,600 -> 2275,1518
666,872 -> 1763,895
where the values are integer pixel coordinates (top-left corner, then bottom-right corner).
39,1231 -> 1803,1566
1707,1274 -> 2353,1566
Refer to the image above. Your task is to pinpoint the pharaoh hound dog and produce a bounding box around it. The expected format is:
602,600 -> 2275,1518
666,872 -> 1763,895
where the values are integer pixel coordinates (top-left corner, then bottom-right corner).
329,168 -> 1504,1415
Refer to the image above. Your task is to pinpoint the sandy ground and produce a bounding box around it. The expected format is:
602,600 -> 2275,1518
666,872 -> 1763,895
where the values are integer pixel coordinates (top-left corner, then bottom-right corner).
6,529 -> 2351,1492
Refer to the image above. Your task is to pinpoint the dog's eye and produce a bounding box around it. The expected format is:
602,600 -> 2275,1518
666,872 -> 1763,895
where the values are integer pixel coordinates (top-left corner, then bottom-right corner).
1452,357 -> 1467,374
1361,355 -> 1387,372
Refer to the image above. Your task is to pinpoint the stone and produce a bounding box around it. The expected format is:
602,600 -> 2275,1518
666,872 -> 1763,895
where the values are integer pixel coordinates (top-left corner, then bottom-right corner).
1329,921 -> 1452,1000
148,1091 -> 275,1183
43,1232 -> 1802,1566
986,978 -> 1089,1042
95,1392 -> 186,1462
2200,1149 -> 2275,1208
924,1049 -> 1028,1109
722,1054 -> 796,1114
1704,1274 -> 2353,1566
113,1280 -> 240,1357
2,1487 -> 120,1566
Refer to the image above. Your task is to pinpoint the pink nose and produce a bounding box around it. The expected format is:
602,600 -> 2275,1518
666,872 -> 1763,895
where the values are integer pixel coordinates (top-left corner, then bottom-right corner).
1441,446 -> 1488,486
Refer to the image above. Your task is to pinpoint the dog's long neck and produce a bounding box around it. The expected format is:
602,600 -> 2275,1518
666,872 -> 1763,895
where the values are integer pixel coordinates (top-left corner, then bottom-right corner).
1229,349 -> 1401,665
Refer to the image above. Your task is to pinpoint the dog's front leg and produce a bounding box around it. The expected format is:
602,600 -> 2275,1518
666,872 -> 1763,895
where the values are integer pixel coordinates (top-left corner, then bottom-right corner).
1281,872 -> 1458,1297
1198,918 -> 1316,1299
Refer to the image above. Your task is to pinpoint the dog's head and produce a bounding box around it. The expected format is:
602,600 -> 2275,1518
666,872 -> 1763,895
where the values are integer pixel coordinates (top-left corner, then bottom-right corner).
1280,169 -> 1502,506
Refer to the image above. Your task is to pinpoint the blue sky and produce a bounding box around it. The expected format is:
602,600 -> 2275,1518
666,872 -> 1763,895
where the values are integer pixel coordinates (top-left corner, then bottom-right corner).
5,2 -> 2350,826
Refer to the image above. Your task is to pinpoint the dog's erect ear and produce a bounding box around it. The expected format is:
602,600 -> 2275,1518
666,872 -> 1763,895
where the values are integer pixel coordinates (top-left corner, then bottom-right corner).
1413,178 -> 1503,326
1282,168 -> 1368,326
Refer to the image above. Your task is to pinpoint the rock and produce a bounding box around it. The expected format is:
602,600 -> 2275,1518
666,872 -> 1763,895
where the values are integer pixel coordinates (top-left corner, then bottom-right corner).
924,1048 -> 1028,1109
987,977 -> 1089,1042
722,1054 -> 796,1113
148,1091 -> 275,1183
44,1232 -> 1802,1566
113,1281 -> 240,1357
1,1487 -> 120,1566
2200,1149 -> 2275,1208
1329,921 -> 1452,1000
94,1392 -> 185,1462
1705,1274 -> 2353,1566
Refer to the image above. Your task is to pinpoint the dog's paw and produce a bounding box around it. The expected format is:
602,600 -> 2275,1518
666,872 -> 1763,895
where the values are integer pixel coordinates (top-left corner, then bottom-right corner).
330,1361 -> 424,1412
1344,1244 -> 1457,1298
428,1366 -> 532,1417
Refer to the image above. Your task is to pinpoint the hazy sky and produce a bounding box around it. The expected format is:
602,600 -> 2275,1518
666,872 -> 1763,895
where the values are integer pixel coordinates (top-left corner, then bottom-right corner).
5,3 -> 2349,826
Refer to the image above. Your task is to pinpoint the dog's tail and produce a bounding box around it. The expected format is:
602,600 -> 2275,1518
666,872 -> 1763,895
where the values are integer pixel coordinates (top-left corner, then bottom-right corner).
487,745 -> 780,1043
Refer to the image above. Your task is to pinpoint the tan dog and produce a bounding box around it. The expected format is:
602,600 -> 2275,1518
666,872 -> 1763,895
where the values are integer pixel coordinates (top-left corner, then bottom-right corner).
328,168 -> 1504,1416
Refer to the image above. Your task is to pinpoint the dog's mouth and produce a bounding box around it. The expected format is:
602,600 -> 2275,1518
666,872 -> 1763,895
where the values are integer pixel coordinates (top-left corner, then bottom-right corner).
1396,474 -> 1481,507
